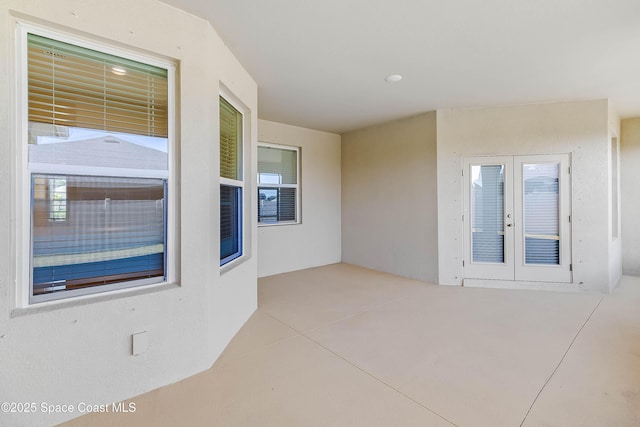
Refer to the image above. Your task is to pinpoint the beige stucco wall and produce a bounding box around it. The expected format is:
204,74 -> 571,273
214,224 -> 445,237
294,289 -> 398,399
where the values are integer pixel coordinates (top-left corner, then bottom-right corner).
341,112 -> 439,283
437,100 -> 615,293
257,120 -> 342,277
621,118 -> 640,276
0,1 -> 258,426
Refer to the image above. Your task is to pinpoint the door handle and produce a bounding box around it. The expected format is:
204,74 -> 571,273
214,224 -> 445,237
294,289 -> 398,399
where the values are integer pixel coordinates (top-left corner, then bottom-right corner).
506,223 -> 513,227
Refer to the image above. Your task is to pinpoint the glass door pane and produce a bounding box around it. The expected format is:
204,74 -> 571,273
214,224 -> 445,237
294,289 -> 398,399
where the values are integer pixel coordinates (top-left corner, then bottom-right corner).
471,165 -> 505,263
523,163 -> 559,265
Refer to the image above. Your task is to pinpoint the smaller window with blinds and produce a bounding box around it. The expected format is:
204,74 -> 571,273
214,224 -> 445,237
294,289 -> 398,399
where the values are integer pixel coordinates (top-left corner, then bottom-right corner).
220,96 -> 244,266
20,26 -> 175,304
258,143 -> 300,225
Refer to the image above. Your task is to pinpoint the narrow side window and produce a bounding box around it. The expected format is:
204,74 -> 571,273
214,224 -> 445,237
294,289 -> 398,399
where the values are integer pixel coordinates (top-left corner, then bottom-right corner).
220,96 -> 244,265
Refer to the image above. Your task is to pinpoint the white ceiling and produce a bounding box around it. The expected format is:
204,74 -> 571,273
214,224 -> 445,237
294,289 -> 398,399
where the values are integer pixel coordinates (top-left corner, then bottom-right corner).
161,0 -> 640,134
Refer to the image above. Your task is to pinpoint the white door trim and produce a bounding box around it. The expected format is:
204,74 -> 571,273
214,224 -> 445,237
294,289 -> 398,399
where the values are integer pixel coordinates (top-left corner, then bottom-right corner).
463,154 -> 572,284
463,156 -> 514,280
513,154 -> 572,283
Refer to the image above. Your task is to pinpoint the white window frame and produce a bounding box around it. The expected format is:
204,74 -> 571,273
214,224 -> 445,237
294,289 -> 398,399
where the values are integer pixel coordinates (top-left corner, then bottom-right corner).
219,89 -> 249,269
610,133 -> 620,241
15,23 -> 177,307
257,142 -> 301,226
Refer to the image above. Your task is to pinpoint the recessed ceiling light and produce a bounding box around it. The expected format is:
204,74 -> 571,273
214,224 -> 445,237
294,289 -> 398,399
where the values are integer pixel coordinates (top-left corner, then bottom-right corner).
111,67 -> 127,76
385,74 -> 402,83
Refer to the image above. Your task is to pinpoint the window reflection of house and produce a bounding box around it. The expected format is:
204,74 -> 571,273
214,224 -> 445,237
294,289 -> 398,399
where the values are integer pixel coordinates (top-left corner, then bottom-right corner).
258,189 -> 278,222
30,135 -> 168,295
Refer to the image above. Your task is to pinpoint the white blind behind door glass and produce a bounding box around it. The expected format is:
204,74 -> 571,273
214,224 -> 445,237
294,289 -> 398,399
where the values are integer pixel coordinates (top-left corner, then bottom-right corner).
523,163 -> 560,265
471,165 -> 505,263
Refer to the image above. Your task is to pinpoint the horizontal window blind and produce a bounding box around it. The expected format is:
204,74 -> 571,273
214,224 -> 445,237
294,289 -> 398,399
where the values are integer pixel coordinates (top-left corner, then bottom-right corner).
277,187 -> 296,221
258,187 -> 297,223
28,33 -> 168,138
220,97 -> 242,180
471,165 -> 505,263
523,163 -> 560,265
32,174 -> 166,295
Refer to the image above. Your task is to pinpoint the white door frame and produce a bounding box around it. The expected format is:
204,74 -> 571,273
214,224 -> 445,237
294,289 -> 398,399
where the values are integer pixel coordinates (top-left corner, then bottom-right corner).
463,156 -> 514,280
463,154 -> 572,284
513,154 -> 572,282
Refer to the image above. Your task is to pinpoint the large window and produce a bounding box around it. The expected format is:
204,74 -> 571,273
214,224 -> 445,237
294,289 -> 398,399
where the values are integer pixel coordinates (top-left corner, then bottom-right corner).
220,96 -> 244,265
257,143 -> 300,225
21,27 -> 174,304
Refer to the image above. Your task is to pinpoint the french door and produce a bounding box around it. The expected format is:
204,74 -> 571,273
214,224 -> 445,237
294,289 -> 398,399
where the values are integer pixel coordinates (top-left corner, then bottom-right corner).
463,154 -> 571,283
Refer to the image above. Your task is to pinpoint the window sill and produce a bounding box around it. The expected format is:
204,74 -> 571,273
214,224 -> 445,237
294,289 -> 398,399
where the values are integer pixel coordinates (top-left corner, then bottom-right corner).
258,221 -> 301,228
11,281 -> 179,318
220,253 -> 251,276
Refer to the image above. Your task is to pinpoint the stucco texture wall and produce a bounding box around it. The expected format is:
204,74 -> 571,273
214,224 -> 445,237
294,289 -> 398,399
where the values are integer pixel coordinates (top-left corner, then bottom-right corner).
257,120 -> 342,277
341,112 -> 439,283
436,100 -> 613,292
